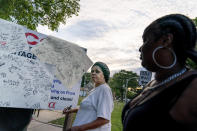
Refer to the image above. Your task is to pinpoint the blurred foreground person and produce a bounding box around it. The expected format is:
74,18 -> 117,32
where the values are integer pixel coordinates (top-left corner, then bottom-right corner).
122,14 -> 197,131
0,108 -> 33,131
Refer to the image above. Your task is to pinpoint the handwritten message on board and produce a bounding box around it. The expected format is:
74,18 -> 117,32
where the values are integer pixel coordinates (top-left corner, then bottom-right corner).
32,36 -> 93,89
0,51 -> 54,109
0,19 -> 92,110
48,78 -> 81,110
0,19 -> 29,52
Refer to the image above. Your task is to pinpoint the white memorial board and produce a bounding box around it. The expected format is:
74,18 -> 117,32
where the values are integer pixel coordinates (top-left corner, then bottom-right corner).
0,51 -> 54,109
24,28 -> 47,50
0,19 -> 29,52
48,78 -> 81,110
0,19 -> 92,110
32,36 -> 93,89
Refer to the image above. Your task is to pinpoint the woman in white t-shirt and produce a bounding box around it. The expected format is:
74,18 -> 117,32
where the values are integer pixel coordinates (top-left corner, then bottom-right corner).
63,62 -> 114,131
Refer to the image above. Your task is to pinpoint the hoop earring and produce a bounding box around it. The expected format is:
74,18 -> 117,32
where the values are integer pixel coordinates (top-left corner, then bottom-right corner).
152,46 -> 177,69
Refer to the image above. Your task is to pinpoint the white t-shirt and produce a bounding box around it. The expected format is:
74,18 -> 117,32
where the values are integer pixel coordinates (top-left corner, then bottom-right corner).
73,83 -> 114,131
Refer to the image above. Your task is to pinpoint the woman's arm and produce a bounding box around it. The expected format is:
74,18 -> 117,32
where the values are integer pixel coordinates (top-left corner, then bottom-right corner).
67,117 -> 109,131
170,78 -> 197,127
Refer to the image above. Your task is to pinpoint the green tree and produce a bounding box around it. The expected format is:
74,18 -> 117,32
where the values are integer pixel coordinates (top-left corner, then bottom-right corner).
186,18 -> 197,69
193,17 -> 197,26
0,0 -> 80,31
127,90 -> 137,100
186,58 -> 197,69
81,72 -> 91,87
109,70 -> 139,101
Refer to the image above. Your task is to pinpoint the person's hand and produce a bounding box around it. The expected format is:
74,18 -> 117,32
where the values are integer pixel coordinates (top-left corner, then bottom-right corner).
63,107 -> 72,114
63,105 -> 73,114
66,126 -> 83,131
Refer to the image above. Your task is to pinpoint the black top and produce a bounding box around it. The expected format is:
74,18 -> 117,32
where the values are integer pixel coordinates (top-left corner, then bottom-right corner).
0,107 -> 33,131
122,73 -> 197,131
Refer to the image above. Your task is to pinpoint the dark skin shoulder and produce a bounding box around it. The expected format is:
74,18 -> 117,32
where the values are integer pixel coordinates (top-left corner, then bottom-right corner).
170,77 -> 197,128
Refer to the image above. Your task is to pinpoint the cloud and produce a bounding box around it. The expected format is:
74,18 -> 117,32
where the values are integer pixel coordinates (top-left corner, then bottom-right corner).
37,0 -> 197,74
87,46 -> 140,72
130,9 -> 150,19
56,19 -> 111,40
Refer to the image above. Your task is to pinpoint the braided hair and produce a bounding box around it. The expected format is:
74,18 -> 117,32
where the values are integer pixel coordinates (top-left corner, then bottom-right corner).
144,14 -> 197,66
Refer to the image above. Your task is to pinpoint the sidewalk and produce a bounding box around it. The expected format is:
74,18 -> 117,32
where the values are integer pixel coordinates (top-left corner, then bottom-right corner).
27,110 -> 65,131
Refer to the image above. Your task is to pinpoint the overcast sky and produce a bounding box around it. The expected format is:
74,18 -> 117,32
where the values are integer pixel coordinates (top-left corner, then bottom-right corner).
37,0 -> 197,75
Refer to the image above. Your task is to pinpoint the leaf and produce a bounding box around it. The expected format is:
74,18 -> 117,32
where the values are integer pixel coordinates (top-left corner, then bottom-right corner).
0,0 -> 80,31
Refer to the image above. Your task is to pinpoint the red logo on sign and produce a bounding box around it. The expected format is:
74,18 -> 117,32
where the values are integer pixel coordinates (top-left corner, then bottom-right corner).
48,102 -> 56,108
0,41 -> 6,45
25,33 -> 39,45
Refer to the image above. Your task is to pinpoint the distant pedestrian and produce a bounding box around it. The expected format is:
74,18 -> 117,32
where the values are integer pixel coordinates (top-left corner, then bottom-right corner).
63,62 -> 114,131
122,14 -> 197,131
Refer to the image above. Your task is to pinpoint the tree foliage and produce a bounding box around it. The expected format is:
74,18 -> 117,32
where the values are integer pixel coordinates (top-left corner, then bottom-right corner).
0,0 -> 80,31
127,91 -> 137,100
81,72 -> 91,87
109,70 -> 139,101
186,58 -> 197,69
186,18 -> 197,69
193,17 -> 197,26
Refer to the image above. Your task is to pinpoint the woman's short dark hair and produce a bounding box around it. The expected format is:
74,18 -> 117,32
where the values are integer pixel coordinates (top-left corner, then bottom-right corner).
144,14 -> 197,65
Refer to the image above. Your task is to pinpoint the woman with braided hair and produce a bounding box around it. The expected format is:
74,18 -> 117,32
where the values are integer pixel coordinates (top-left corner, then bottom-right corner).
122,14 -> 197,131
63,62 -> 114,131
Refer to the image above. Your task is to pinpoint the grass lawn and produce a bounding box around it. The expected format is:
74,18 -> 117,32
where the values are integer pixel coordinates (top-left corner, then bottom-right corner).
111,101 -> 124,131
49,97 -> 124,131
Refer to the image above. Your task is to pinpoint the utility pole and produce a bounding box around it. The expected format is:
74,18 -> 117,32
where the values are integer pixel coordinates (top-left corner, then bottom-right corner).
124,79 -> 128,103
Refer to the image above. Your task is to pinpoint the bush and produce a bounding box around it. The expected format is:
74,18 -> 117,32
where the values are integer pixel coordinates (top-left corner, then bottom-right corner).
127,91 -> 137,99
